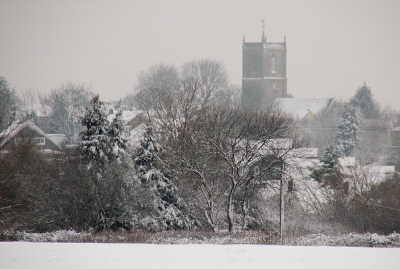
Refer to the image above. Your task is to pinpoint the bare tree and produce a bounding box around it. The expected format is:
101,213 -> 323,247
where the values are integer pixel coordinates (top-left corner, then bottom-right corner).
215,83 -> 242,109
136,80 -> 226,230
136,63 -> 180,94
311,99 -> 345,151
38,82 -> 92,142
189,107 -> 305,232
181,59 -> 229,107
19,88 -> 40,121
135,64 -> 305,232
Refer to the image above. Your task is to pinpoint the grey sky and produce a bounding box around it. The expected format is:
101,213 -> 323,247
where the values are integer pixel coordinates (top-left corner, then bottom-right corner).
1,0 -> 399,109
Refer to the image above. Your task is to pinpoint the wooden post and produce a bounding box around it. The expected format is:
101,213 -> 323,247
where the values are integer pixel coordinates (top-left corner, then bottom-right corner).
279,177 -> 284,245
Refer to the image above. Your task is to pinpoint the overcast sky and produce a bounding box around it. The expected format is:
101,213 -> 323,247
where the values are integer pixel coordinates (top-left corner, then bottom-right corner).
1,0 -> 399,110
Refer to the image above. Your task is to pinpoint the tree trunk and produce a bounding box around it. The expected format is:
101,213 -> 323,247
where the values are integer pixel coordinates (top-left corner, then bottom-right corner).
227,184 -> 236,233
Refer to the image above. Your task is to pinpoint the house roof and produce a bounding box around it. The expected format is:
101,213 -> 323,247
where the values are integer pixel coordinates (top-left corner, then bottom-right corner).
107,110 -> 144,124
0,120 -> 63,150
273,98 -> 334,121
338,157 -> 356,167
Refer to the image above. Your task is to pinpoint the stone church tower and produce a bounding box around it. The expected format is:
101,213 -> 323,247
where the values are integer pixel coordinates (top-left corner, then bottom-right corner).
241,31 -> 287,110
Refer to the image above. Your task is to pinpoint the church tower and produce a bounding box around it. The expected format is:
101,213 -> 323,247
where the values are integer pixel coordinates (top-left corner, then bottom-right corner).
242,29 -> 287,110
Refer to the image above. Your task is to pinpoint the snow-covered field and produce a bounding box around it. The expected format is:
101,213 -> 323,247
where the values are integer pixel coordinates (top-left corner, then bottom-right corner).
1,242 -> 399,269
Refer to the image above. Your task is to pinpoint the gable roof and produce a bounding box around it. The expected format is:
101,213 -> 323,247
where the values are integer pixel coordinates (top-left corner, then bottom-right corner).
0,120 -> 63,150
107,110 -> 144,124
272,98 -> 334,121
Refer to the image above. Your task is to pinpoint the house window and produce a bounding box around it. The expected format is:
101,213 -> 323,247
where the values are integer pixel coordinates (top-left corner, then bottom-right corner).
14,137 -> 45,145
271,57 -> 276,74
33,137 -> 45,145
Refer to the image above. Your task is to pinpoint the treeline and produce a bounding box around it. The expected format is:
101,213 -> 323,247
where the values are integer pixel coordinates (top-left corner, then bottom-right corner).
0,92 -> 303,233
0,62 -> 305,233
1,62 -> 400,236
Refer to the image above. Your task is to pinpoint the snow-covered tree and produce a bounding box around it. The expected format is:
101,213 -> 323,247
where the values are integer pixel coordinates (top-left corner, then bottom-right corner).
310,144 -> 343,188
80,95 -> 127,165
335,105 -> 363,157
80,95 -> 110,164
133,125 -> 189,230
349,83 -> 379,119
107,110 -> 127,162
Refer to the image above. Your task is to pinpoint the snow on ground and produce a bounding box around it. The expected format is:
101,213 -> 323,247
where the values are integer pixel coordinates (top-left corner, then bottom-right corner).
1,243 -> 399,269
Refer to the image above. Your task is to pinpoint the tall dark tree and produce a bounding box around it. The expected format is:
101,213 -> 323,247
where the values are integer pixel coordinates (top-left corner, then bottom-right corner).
0,77 -> 19,132
349,83 -> 379,119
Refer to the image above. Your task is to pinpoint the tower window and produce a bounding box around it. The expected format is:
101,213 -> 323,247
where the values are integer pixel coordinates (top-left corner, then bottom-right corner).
271,57 -> 276,74
273,80 -> 276,89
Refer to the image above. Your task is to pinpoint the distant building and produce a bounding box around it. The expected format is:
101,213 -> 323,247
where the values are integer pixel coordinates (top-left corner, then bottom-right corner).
0,120 -> 68,154
272,98 -> 334,124
242,31 -> 288,109
107,110 -> 146,133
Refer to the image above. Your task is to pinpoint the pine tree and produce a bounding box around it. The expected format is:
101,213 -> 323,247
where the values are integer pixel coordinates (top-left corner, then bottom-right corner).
79,95 -> 131,231
80,95 -> 127,165
335,104 -> 363,157
349,83 -> 379,119
310,144 -> 343,187
134,125 -> 189,230
80,95 -> 110,164
107,110 -> 127,162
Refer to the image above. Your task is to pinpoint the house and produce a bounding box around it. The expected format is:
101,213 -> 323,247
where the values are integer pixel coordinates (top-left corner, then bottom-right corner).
272,98 -> 334,124
107,110 -> 147,132
0,120 -> 67,153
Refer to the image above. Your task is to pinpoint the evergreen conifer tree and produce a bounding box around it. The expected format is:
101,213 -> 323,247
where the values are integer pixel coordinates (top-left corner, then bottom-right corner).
349,83 -> 379,119
311,144 -> 343,187
80,95 -> 111,164
80,95 -> 127,165
107,110 -> 127,162
134,125 -> 189,230
335,104 -> 363,157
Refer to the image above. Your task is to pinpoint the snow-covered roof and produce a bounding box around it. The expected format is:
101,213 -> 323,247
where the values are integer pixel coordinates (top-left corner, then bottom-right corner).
259,139 -> 293,155
273,98 -> 334,121
107,110 -> 143,124
374,166 -> 395,174
0,120 -> 63,150
47,134 -> 68,145
338,157 -> 356,167
289,148 -> 318,158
